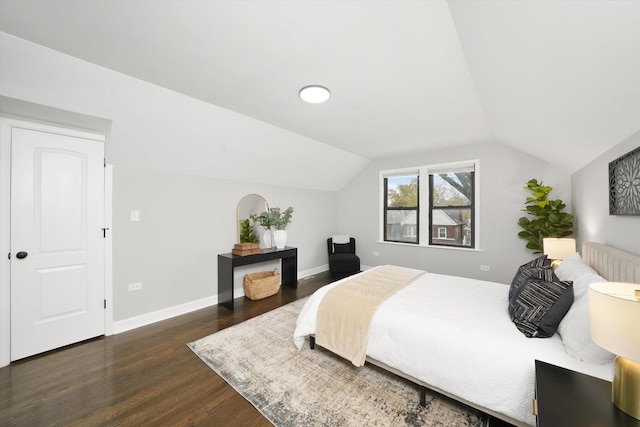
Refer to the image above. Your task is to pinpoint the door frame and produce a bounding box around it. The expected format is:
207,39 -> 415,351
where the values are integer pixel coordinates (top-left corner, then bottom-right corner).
0,118 -> 113,367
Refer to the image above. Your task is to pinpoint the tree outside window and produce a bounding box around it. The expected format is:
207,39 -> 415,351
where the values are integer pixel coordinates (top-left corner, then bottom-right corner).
384,174 -> 418,244
429,172 -> 474,248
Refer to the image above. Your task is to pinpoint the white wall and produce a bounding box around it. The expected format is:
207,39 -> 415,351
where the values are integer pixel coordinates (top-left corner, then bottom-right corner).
337,141 -> 571,284
572,129 -> 640,256
0,32 -> 346,327
113,167 -> 337,322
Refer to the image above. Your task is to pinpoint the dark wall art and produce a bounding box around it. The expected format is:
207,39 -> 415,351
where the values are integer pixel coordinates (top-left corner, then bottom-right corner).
609,146 -> 640,215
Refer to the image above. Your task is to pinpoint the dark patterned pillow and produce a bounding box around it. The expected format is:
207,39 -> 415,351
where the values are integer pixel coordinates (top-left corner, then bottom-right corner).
511,279 -> 574,338
508,266 -> 556,316
508,255 -> 553,316
333,243 -> 351,254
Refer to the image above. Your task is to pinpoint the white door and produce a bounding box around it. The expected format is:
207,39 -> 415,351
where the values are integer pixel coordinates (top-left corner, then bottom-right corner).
10,126 -> 105,361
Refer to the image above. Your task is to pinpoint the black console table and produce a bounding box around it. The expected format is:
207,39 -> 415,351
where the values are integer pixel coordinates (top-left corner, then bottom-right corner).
217,247 -> 297,310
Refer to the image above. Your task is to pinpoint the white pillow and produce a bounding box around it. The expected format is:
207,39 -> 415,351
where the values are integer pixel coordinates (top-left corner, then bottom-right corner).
556,253 -> 615,364
332,235 -> 350,244
555,252 -> 596,283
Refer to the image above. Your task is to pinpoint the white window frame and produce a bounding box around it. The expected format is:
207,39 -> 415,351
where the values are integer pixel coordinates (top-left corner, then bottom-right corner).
379,159 -> 480,251
437,227 -> 447,239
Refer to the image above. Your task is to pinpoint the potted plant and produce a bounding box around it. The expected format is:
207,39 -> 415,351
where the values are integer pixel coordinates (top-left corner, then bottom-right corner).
239,218 -> 258,244
518,179 -> 574,253
250,207 -> 294,249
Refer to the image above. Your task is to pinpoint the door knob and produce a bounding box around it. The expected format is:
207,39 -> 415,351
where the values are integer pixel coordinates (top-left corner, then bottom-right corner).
16,251 -> 28,259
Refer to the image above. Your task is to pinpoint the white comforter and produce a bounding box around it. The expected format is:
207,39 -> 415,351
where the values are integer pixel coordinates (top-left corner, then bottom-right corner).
293,267 -> 613,426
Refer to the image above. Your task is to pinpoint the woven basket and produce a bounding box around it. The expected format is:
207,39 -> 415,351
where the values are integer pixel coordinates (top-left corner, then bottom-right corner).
243,269 -> 280,300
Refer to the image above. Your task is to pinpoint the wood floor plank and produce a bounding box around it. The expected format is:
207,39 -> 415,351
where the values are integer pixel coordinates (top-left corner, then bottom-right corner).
0,272 -> 334,426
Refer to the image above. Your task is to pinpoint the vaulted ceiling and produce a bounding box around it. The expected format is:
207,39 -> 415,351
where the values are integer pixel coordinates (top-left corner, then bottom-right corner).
1,0 -> 639,177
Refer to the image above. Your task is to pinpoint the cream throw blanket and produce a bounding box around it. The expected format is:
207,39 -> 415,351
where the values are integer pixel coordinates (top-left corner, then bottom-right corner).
316,265 -> 426,367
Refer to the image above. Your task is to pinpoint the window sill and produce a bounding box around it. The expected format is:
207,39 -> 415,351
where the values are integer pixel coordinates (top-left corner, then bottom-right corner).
376,240 -> 484,252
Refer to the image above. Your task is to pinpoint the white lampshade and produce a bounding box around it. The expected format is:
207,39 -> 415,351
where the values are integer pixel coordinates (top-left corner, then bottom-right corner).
543,237 -> 576,260
589,282 -> 640,362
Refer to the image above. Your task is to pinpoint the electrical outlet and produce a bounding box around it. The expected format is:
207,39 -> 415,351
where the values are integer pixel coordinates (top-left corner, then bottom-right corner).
130,210 -> 140,221
128,282 -> 142,291
373,251 -> 380,256
480,265 -> 491,271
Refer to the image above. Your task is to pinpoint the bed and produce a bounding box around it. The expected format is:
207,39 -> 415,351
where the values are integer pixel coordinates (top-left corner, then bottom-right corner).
293,242 -> 640,426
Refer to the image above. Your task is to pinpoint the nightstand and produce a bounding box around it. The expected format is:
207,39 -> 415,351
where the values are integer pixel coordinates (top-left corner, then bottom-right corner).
535,360 -> 640,427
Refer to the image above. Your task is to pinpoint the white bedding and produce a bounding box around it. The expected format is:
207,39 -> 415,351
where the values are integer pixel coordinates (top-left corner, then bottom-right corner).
293,267 -> 614,426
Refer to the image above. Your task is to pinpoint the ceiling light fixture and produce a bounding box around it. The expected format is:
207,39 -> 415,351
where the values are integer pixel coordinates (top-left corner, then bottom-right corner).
299,85 -> 331,104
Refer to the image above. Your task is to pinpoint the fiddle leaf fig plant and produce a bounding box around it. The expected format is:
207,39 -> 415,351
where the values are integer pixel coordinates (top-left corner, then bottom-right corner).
518,179 -> 574,253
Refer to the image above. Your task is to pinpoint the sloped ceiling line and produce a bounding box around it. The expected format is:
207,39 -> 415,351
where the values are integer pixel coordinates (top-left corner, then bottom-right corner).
0,0 -> 638,190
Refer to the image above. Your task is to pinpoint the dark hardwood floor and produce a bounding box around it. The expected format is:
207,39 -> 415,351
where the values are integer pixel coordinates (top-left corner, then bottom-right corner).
0,271 -> 333,426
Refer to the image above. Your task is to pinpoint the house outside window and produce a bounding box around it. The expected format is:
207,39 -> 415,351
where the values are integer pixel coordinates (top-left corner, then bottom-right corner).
380,160 -> 479,249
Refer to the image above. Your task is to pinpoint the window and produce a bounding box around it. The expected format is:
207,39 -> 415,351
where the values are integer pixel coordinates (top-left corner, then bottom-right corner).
380,160 -> 478,249
438,227 -> 447,239
383,172 -> 418,244
429,166 -> 474,248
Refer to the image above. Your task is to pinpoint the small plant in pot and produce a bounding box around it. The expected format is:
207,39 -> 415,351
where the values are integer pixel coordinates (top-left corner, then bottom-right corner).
250,207 -> 294,249
239,218 -> 258,244
518,179 -> 574,253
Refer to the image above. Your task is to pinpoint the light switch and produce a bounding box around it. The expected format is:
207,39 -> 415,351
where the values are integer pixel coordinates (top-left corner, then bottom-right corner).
130,210 -> 140,222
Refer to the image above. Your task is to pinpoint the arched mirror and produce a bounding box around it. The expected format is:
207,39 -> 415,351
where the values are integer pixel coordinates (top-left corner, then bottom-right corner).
236,193 -> 269,246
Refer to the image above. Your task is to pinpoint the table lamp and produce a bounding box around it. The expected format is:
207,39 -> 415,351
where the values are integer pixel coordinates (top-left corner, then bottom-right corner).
589,282 -> 640,420
543,238 -> 576,268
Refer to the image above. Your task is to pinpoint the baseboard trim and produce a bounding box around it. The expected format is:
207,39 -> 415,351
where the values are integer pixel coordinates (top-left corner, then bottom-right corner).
113,265 -> 330,335
113,295 -> 218,334
299,264 -> 329,278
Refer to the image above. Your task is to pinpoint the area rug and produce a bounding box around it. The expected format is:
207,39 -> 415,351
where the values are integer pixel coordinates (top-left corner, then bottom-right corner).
188,298 -> 484,426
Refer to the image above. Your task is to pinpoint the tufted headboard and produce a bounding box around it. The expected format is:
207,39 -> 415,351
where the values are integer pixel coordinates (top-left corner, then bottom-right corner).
582,241 -> 640,284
